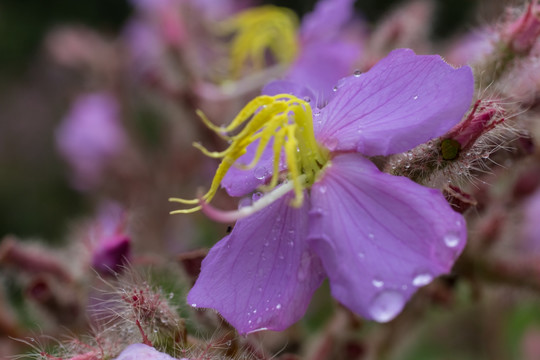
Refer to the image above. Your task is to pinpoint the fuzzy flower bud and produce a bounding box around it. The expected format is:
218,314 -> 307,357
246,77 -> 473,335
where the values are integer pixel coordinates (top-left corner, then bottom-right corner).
445,99 -> 503,151
503,1 -> 540,54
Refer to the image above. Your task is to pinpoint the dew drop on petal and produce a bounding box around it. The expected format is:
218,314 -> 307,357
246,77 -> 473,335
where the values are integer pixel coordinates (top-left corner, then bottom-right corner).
318,185 -> 327,194
326,138 -> 339,151
412,272 -> 433,287
191,303 -> 197,307
368,290 -> 405,323
333,86 -> 338,92
444,232 -> 460,248
297,252 -> 311,281
303,96 -> 311,103
353,69 -> 362,77
372,279 -> 384,288
276,304 -> 281,310
413,95 -> 418,100
238,197 -> 252,209
254,166 -> 268,180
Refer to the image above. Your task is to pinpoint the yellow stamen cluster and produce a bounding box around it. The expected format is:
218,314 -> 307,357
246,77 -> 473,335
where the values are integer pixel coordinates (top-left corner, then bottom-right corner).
219,6 -> 299,78
170,94 -> 329,214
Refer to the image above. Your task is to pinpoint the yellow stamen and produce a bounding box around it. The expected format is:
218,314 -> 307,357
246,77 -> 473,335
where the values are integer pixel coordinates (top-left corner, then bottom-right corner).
170,94 -> 329,215
219,6 -> 299,78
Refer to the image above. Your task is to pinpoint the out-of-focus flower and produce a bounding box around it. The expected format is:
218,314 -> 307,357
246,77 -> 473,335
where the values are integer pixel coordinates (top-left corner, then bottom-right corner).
56,92 -> 127,191
446,28 -> 496,66
172,49 -> 474,333
280,0 -> 362,105
88,202 -> 131,276
113,344 -> 180,360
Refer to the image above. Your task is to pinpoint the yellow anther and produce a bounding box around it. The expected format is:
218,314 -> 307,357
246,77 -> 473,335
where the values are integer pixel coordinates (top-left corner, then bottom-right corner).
170,94 -> 329,215
219,6 -> 299,78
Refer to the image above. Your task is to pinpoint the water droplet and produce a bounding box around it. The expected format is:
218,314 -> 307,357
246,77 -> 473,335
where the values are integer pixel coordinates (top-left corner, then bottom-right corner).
153,329 -> 158,333
238,197 -> 252,209
481,152 -> 490,159
287,240 -> 294,247
405,163 -> 411,169
333,86 -> 338,92
303,96 -> 311,103
226,340 -> 232,347
168,292 -> 174,299
313,108 -> 321,117
326,138 -> 339,151
407,151 -> 413,160
191,303 -> 197,307
444,232 -> 460,248
372,279 -> 384,288
297,252 -> 311,281
276,304 -> 281,310
413,95 -> 418,100
412,272 -> 433,287
309,208 -> 325,217
354,69 -> 362,77
318,185 -> 327,194
369,290 -> 405,323
248,320 -> 252,325
254,167 -> 268,180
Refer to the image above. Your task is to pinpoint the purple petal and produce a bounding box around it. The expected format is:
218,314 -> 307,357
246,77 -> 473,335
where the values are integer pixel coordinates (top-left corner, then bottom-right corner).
523,189 -> 540,252
187,193 -> 325,334
315,48 -> 474,156
308,154 -> 466,322
300,0 -> 356,44
287,40 -> 360,106
221,138 -> 284,197
262,80 -> 316,103
114,344 -> 177,360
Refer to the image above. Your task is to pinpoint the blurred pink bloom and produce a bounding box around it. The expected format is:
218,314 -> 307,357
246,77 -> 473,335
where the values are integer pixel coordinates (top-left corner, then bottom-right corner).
88,202 -> 131,276
56,92 -> 127,191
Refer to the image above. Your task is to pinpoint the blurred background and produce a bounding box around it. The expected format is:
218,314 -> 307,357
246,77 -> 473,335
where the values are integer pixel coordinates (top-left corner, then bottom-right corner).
0,0 -> 493,242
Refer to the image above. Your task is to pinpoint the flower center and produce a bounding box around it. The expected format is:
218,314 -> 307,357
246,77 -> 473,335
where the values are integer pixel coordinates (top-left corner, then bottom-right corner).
170,94 -> 329,214
219,6 -> 299,78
